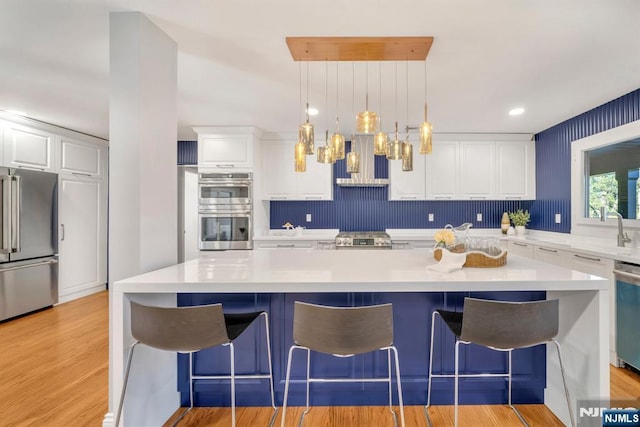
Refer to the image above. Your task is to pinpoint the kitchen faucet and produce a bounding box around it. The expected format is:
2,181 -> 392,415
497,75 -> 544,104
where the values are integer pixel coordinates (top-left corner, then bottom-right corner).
601,207 -> 631,247
615,212 -> 632,247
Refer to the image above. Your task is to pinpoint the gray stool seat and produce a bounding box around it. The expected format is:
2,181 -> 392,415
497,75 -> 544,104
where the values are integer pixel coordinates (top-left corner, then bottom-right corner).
281,301 -> 405,427
115,301 -> 277,427
425,298 -> 575,427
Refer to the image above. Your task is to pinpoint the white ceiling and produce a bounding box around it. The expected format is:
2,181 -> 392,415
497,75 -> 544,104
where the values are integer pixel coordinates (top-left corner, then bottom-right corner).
1,0 -> 639,141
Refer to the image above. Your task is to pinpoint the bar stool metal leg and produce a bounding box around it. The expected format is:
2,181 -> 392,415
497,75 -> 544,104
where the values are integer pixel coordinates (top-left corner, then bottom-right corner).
260,312 -> 279,426
115,341 -> 139,427
551,339 -> 576,427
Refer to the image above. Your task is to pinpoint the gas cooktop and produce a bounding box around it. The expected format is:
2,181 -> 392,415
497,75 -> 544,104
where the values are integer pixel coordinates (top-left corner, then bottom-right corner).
335,231 -> 392,249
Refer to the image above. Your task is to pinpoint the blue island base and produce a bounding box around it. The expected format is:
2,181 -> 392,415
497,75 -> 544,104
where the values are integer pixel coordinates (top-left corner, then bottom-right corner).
177,291 -> 546,407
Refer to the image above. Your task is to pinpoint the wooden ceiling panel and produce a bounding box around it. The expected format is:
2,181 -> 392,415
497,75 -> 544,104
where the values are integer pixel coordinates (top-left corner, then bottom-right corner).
285,37 -> 433,61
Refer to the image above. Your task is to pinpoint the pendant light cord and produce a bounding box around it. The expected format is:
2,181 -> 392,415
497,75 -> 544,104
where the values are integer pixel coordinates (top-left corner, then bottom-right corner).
306,60 -> 310,122
335,62 -> 339,130
379,61 -> 383,128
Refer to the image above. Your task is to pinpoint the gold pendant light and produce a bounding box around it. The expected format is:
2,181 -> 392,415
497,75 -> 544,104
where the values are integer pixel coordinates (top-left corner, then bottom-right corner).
402,139 -> 413,171
299,61 -> 314,155
330,62 -> 345,160
387,62 -> 403,160
374,62 -> 388,155
419,59 -> 433,154
402,60 -> 414,171
355,61 -> 378,134
346,134 -> 360,173
317,130 -> 336,164
387,121 -> 403,160
294,141 -> 306,172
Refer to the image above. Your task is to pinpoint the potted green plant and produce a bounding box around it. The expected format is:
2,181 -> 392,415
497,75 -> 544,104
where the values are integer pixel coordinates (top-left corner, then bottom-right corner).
508,209 -> 530,235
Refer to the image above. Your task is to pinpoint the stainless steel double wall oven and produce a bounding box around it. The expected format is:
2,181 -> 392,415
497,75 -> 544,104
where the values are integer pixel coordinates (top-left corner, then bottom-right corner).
198,172 -> 252,250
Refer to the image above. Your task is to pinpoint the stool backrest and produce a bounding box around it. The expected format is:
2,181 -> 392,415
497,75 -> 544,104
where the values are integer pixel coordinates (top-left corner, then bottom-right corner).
293,301 -> 393,356
130,301 -> 229,352
460,298 -> 559,350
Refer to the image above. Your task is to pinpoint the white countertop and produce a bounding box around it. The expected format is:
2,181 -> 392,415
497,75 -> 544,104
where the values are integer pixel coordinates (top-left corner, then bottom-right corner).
115,248 -> 607,293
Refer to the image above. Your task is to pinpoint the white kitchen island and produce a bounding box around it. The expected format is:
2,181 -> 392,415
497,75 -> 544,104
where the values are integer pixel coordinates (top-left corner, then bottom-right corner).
104,249 -> 609,426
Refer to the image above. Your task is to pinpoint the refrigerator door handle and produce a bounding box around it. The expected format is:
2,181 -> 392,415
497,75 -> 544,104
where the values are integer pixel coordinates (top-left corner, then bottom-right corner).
1,175 -> 11,254
0,257 -> 58,273
11,175 -> 21,253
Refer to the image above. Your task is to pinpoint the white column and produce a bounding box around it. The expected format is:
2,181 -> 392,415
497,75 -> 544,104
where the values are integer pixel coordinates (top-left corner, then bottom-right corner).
106,12 -> 178,427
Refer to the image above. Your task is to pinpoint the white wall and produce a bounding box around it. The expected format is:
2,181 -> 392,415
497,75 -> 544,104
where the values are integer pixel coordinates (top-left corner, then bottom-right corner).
109,12 -> 178,282
107,12 -> 178,426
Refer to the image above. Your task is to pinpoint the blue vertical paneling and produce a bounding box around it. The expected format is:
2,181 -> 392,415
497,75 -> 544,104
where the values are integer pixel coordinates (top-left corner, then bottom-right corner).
178,140 -> 197,165
533,88 -> 640,232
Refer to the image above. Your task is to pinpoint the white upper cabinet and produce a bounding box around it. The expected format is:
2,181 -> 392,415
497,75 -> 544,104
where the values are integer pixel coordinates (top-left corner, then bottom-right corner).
459,141 -> 495,199
60,137 -> 105,177
495,140 -> 535,199
389,153 -> 426,200
262,140 -> 295,199
296,153 -> 333,200
194,126 -> 259,170
2,122 -> 57,171
389,136 -> 535,201
426,140 -> 459,199
260,137 -> 332,200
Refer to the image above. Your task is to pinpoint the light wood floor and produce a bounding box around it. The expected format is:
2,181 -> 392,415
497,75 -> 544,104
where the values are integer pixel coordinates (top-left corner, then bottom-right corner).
1,290 -> 638,426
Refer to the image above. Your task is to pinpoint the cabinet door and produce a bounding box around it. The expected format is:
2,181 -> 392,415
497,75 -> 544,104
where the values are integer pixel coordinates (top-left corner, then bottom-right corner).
389,154 -> 426,200
425,141 -> 458,199
459,141 -> 495,199
261,140 -> 296,200
3,123 -> 56,171
198,134 -> 253,169
59,176 -> 104,301
60,137 -> 104,177
296,153 -> 333,200
496,141 -> 533,199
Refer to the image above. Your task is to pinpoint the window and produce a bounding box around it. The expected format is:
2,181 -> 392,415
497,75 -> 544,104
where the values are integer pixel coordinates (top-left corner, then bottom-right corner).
585,138 -> 640,220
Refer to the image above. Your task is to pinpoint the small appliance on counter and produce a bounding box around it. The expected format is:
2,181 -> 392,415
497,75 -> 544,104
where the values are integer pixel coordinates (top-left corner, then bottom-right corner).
0,168 -> 58,321
335,231 -> 392,249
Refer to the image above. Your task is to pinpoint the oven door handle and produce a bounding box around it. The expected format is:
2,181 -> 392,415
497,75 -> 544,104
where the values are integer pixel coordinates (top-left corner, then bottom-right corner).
198,181 -> 252,187
199,212 -> 251,217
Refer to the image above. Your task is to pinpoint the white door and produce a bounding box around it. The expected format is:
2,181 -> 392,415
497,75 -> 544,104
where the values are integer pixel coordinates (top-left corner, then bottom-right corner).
262,140 -> 295,199
59,176 -> 101,300
426,141 -> 458,199
389,154 -> 426,200
459,141 -> 495,199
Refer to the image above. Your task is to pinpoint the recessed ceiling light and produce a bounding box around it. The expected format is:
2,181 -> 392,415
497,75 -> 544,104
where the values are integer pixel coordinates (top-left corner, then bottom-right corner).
509,107 -> 525,116
306,107 -> 319,116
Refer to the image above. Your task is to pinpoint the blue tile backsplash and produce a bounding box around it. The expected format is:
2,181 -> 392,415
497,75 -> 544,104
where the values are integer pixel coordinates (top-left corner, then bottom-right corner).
178,87 -> 640,233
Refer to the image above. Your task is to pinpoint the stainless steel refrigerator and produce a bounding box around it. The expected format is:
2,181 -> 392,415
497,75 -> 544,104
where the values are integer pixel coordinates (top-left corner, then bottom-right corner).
0,168 -> 58,321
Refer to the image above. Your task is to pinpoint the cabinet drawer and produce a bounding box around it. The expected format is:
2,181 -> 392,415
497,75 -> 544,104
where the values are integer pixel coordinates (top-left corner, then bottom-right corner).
255,241 -> 314,249
533,245 -> 567,267
508,240 -> 534,257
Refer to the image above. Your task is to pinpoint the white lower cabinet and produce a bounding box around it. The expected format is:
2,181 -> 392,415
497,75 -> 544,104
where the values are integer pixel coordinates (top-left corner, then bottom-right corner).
58,175 -> 106,302
565,249 -> 616,365
507,240 -> 534,257
533,244 -> 567,267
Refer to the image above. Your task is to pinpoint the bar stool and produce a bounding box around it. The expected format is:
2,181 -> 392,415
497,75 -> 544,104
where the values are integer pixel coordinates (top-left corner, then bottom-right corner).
424,297 -> 575,427
115,301 -> 277,427
281,301 -> 405,427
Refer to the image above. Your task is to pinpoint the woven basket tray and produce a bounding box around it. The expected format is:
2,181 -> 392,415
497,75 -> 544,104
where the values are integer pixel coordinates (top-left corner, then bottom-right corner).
433,246 -> 508,268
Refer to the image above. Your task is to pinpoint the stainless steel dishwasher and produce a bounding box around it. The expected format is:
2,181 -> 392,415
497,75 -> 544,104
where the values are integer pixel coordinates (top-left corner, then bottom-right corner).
614,261 -> 640,370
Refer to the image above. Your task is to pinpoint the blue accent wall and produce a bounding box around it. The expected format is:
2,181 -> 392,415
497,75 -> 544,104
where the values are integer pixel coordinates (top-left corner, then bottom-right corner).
532,89 -> 640,232
178,140 -> 197,165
